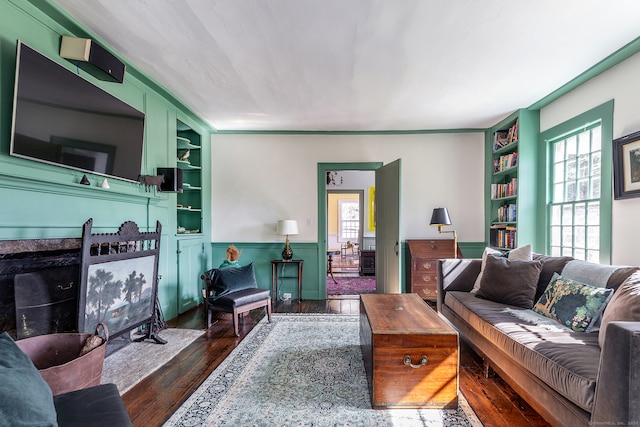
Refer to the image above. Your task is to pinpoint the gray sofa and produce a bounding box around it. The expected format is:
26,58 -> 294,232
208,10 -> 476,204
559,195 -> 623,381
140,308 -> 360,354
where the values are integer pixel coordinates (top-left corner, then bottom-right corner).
436,254 -> 640,427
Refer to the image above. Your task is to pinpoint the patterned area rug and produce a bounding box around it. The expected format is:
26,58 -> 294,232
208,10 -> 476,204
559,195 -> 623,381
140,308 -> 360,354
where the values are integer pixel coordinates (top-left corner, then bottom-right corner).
327,276 -> 377,295
102,328 -> 204,394
164,315 -> 482,427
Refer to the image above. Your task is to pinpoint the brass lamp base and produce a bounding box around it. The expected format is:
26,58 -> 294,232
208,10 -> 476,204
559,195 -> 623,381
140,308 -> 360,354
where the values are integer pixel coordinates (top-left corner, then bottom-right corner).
282,238 -> 293,261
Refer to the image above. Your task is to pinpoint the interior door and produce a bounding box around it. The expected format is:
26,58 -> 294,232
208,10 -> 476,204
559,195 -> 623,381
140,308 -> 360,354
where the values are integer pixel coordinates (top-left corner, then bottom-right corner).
375,159 -> 402,293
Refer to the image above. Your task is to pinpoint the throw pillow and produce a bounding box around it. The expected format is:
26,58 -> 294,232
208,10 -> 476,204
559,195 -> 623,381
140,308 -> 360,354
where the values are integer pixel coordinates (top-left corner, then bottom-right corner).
598,271 -> 640,348
475,255 -> 542,308
531,253 -> 574,302
533,273 -> 614,332
471,244 -> 532,294
211,262 -> 258,298
0,332 -> 58,427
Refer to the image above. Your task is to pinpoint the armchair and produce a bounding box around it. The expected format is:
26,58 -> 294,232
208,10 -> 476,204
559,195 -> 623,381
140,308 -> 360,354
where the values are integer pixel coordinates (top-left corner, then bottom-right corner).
201,263 -> 271,336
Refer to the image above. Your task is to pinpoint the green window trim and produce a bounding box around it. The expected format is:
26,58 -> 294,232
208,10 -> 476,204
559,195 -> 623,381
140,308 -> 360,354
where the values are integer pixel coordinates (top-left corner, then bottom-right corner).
538,100 -> 613,264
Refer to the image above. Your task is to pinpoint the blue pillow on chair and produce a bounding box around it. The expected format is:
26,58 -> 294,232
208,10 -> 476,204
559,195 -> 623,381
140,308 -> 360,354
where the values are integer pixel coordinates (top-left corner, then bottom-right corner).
0,332 -> 58,427
211,263 -> 258,298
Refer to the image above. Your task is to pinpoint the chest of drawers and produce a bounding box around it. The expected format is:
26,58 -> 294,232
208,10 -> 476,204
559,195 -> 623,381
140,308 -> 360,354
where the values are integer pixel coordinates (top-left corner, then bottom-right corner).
407,239 -> 459,301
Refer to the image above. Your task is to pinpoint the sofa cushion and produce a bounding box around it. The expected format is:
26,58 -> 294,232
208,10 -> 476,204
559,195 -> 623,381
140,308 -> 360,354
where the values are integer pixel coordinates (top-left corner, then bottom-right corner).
533,273 -> 613,332
445,291 -> 600,412
471,244 -> 532,294
599,271 -> 640,348
561,260 -> 638,292
0,332 -> 58,427
532,253 -> 574,301
476,255 -> 542,308
209,263 -> 258,298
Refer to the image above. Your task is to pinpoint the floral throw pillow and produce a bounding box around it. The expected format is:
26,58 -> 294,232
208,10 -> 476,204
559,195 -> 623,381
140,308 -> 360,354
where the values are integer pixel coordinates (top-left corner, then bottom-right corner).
533,273 -> 614,332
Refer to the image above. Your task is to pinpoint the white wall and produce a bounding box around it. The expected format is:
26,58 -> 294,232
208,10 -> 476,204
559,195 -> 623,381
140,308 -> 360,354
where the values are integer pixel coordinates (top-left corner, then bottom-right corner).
541,51 -> 640,265
210,132 -> 485,244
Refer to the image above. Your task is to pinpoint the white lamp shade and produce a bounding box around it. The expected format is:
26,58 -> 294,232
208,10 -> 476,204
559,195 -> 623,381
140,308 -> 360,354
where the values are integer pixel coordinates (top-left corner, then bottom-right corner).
276,219 -> 299,236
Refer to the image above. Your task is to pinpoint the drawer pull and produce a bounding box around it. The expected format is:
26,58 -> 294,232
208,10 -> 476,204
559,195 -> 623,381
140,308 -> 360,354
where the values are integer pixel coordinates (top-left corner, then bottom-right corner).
422,288 -> 432,295
422,262 -> 432,270
404,354 -> 428,369
422,275 -> 431,282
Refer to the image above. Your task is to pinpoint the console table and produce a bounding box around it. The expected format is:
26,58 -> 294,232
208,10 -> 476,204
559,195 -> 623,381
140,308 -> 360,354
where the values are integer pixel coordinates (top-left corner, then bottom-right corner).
271,260 -> 303,302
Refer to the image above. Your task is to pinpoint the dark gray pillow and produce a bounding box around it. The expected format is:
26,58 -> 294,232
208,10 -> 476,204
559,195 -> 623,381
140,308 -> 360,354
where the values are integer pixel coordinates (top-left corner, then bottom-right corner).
0,332 -> 58,427
211,262 -> 258,298
476,255 -> 543,308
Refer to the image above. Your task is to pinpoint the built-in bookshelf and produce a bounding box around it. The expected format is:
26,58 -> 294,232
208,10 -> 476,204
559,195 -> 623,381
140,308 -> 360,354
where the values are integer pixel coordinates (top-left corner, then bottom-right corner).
485,110 -> 539,251
176,120 -> 202,235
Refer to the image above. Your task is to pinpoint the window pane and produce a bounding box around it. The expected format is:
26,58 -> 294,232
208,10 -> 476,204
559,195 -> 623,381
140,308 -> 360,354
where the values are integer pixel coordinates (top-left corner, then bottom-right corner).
565,182 -> 577,201
554,183 -> 564,203
587,250 -> 599,263
562,247 -> 573,257
591,128 -> 601,151
566,159 -> 577,180
562,226 -> 573,246
587,202 -> 599,225
591,177 -> 600,199
577,155 -> 589,178
551,205 -> 561,226
578,179 -> 589,200
562,205 -> 573,225
554,162 -> 564,183
574,226 -> 585,248
591,152 -> 601,176
574,248 -> 585,260
578,131 -> 590,156
566,136 -> 577,159
587,226 -> 600,249
551,246 -> 561,256
554,141 -> 565,162
574,203 -> 586,225
551,226 -> 561,246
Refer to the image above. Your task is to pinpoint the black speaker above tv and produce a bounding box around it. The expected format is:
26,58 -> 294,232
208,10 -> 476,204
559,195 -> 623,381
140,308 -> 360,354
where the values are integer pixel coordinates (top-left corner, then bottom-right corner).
60,36 -> 125,83
157,167 -> 183,192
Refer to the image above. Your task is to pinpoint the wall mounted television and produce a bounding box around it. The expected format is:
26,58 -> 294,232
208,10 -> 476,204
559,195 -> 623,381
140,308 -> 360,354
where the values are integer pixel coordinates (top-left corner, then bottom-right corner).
10,41 -> 145,182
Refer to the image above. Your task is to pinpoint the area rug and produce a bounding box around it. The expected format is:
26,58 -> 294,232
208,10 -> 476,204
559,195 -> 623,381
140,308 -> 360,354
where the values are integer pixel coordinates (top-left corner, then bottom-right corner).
164,314 -> 482,427
327,275 -> 376,295
102,328 -> 204,394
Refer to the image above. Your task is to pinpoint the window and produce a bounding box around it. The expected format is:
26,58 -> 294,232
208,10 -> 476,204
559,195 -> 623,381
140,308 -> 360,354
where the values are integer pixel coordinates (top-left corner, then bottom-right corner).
549,123 -> 602,261
338,200 -> 359,242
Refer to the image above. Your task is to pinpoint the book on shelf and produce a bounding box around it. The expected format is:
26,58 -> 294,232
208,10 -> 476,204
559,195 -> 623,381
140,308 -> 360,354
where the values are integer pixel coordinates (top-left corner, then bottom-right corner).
493,152 -> 518,173
491,177 -> 518,199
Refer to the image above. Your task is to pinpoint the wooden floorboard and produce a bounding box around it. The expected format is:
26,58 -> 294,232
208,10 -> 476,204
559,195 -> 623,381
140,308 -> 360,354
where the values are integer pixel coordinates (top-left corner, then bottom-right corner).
121,299 -> 550,427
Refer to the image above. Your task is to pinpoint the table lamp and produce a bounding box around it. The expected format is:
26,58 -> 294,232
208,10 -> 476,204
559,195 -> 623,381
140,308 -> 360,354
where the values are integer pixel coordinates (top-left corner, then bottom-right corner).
430,208 -> 458,259
276,219 -> 299,261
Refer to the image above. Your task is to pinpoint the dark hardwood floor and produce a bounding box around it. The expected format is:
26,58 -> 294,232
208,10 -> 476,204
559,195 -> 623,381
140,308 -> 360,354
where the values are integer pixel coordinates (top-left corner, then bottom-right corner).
122,298 -> 550,427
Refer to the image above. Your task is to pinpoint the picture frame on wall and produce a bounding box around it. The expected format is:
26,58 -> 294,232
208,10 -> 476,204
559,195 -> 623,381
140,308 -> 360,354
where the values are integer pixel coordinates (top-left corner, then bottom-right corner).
613,130 -> 640,200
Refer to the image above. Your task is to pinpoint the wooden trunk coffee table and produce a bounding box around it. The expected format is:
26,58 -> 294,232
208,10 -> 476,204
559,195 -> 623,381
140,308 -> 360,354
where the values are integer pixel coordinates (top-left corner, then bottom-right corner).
359,293 -> 459,409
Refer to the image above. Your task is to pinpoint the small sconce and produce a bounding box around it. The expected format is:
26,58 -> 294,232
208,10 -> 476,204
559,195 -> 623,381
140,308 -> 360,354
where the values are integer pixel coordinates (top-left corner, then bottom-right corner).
430,208 -> 457,259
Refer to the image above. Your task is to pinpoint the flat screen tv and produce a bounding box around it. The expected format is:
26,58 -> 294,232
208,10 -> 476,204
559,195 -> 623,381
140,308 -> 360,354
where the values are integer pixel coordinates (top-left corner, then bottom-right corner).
10,41 -> 145,182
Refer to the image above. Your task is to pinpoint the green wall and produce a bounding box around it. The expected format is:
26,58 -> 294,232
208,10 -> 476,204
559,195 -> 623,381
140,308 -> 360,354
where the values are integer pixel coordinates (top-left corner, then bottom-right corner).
0,0 -> 213,320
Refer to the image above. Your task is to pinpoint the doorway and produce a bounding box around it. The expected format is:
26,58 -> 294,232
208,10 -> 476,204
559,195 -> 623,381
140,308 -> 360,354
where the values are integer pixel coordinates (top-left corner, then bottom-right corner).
322,168 -> 378,297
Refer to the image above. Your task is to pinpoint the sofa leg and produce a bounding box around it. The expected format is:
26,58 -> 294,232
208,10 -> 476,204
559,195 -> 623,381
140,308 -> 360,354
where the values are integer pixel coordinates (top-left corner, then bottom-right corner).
483,359 -> 495,378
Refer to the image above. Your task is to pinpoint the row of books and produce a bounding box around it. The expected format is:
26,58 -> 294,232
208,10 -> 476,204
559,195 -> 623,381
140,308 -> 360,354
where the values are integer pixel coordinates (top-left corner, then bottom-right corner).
491,177 -> 518,199
495,203 -> 517,222
493,152 -> 518,173
491,227 -> 517,250
492,119 -> 519,151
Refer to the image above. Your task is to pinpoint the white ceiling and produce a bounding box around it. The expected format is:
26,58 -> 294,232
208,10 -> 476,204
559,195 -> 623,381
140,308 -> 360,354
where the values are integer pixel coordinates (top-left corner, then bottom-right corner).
51,0 -> 640,131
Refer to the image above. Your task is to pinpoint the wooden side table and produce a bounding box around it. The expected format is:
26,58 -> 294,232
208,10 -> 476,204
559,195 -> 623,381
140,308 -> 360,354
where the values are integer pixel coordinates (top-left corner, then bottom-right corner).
271,260 -> 303,302
407,239 -> 461,301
